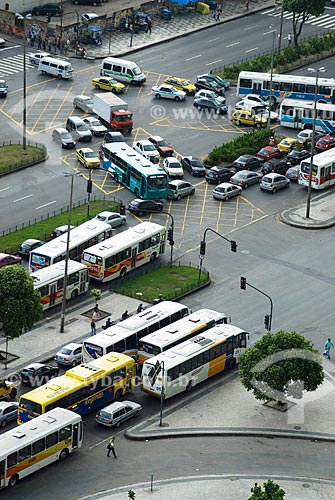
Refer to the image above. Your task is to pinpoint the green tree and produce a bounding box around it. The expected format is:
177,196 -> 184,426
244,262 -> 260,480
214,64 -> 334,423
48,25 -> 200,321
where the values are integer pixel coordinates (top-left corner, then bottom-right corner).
239,331 -> 324,403
249,480 -> 285,499
90,288 -> 101,305
0,266 -> 42,340
283,0 -> 327,45
128,490 -> 136,500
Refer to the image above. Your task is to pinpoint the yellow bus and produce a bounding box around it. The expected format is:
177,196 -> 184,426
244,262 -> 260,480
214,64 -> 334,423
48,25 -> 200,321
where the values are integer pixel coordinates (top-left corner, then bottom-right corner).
0,408 -> 83,489
18,353 -> 135,424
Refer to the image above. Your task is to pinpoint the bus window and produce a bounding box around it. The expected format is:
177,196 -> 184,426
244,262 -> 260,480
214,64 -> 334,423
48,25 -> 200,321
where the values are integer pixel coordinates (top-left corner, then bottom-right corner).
46,432 -> 58,448
18,445 -> 32,462
306,84 -> 316,94
7,453 -> 17,469
293,83 -> 305,93
239,78 -> 252,88
32,438 -> 45,454
59,425 -> 72,441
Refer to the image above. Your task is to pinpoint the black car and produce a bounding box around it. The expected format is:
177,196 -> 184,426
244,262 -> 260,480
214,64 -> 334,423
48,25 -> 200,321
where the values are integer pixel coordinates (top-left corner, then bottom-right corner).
181,156 -> 206,176
31,4 -> 63,16
286,148 -> 310,167
193,98 -> 228,115
286,165 -> 300,182
18,239 -> 45,258
128,199 -> 164,216
233,154 -> 263,171
194,79 -> 225,96
261,158 -> 288,176
205,166 -> 233,184
19,363 -> 59,387
197,73 -> 230,90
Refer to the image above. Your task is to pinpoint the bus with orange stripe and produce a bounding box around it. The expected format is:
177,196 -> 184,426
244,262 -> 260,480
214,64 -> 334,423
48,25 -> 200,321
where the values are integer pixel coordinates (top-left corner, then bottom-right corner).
81,221 -> 165,282
0,408 -> 82,489
141,324 -> 248,399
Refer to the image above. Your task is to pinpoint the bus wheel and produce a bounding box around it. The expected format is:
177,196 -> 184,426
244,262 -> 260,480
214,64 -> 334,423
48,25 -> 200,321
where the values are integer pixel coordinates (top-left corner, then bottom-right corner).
71,290 -> 78,300
115,389 -> 123,400
8,474 -> 19,487
186,380 -> 193,392
120,267 -> 127,278
59,448 -> 69,462
150,253 -> 157,262
57,74 -> 63,80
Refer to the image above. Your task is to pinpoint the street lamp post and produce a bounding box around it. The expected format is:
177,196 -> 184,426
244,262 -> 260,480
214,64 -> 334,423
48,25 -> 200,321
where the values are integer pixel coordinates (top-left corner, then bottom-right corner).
60,172 -> 80,333
159,360 -> 165,427
305,66 -> 326,219
16,13 -> 32,152
277,1 -> 284,54
267,26 -> 276,129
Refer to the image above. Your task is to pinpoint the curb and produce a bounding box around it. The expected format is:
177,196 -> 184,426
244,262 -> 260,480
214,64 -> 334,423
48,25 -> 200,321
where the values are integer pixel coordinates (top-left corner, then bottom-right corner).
279,210 -> 335,229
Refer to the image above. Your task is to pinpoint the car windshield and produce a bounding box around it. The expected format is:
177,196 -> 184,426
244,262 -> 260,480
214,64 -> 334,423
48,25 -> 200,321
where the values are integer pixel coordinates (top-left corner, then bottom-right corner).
84,99 -> 93,105
157,139 -> 168,146
290,150 -> 302,158
84,151 -> 96,158
259,149 -> 269,155
109,79 -> 118,84
133,66 -> 142,76
181,80 -> 190,85
191,160 -> 203,167
317,139 -> 328,145
236,172 -> 247,179
90,120 -> 101,127
143,145 -> 156,151
168,162 -> 180,168
60,132 -> 72,140
60,348 -> 72,355
98,411 -> 111,419
262,177 -> 272,183
0,82 -> 6,88
96,215 -> 107,221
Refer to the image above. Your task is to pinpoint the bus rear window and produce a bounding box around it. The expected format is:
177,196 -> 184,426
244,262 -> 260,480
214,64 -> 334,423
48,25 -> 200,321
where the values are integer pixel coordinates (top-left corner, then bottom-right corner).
82,253 -> 96,264
19,398 -> 42,414
31,253 -> 49,267
139,342 -> 160,356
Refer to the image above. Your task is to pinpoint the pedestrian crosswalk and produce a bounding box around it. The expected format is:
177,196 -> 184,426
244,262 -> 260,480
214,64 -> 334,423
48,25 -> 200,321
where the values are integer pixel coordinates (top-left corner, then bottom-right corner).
0,54 -> 35,77
262,8 -> 335,30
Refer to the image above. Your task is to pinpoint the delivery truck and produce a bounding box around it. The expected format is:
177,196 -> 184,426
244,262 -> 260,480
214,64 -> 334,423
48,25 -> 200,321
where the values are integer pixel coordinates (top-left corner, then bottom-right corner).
93,93 -> 133,133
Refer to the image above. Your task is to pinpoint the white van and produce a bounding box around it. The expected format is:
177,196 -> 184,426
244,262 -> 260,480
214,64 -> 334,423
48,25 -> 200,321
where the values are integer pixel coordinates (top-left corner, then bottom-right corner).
100,57 -> 146,86
38,56 -> 73,79
66,116 -> 92,142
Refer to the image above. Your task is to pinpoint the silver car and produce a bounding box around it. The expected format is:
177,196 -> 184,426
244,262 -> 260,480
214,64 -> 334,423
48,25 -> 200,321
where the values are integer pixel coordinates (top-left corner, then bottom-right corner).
0,402 -> 19,428
29,51 -> 51,64
212,182 -> 242,201
260,173 -> 290,193
95,400 -> 142,428
73,95 -> 94,114
168,180 -> 195,200
54,342 -> 82,367
94,211 -> 126,227
82,117 -> 107,136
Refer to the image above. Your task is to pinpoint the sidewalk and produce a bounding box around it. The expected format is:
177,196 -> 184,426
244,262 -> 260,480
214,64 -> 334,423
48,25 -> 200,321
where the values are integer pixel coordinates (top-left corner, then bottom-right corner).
280,191 -> 335,229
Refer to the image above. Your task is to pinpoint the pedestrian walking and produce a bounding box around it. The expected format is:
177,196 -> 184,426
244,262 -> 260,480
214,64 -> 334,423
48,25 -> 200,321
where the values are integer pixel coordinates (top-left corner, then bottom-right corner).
288,32 -> 292,45
146,16 -> 152,34
107,437 -> 117,458
137,303 -> 144,313
47,38 -> 52,52
91,305 -> 100,335
216,7 -> 222,21
245,0 -> 249,10
121,310 -> 129,321
37,35 -> 42,49
90,317 -> 96,335
324,338 -> 334,359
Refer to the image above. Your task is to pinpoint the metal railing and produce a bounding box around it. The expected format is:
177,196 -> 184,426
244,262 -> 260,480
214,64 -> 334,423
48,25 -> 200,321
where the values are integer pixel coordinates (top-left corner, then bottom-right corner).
0,140 -> 47,176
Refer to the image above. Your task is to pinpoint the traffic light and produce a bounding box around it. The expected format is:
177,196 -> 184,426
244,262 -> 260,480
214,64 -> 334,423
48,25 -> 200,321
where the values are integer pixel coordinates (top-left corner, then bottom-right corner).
240,277 -> 246,290
200,240 -> 206,256
230,240 -> 237,253
264,314 -> 270,330
167,227 -> 174,246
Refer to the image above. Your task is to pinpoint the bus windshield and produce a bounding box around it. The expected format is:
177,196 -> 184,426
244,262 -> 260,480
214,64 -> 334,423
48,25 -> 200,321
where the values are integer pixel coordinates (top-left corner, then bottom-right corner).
147,175 -> 167,190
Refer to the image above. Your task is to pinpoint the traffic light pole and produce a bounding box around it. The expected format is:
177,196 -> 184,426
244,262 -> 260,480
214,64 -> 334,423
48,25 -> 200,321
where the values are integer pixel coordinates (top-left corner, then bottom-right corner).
240,277 -> 273,332
198,227 -> 237,285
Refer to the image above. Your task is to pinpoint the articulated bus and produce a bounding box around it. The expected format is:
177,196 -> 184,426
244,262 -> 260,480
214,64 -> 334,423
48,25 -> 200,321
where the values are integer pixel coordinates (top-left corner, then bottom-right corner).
0,408 -> 83,489
81,221 -> 166,282
299,149 -> 335,190
279,98 -> 335,133
31,260 -> 89,310
18,353 -> 135,424
142,324 -> 248,399
29,219 -> 112,272
102,142 -> 168,199
137,308 -> 229,365
237,71 -> 335,104
82,301 -> 191,363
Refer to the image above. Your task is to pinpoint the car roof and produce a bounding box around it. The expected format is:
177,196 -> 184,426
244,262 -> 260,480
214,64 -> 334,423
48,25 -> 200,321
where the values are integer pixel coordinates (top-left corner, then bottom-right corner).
79,148 -> 94,153
24,363 -> 45,370
96,211 -> 118,217
0,253 -> 16,258
100,401 -> 128,412
136,139 -> 153,145
74,95 -> 91,100
0,401 -> 18,410
149,135 -> 164,141
216,182 -> 234,188
54,127 -> 68,133
264,172 -> 284,179
169,179 -> 184,186
60,342 -> 82,350
22,238 -> 41,245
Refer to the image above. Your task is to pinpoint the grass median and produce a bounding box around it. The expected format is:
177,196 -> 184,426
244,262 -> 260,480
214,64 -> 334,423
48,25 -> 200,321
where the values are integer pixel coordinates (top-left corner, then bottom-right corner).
0,144 -> 45,174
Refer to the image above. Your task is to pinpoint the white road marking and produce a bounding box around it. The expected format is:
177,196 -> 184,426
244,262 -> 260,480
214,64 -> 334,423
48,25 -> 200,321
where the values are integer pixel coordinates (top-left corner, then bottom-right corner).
88,428 -> 125,450
0,186 -> 11,193
245,47 -> 259,53
0,45 -> 20,51
205,59 -> 222,66
35,201 -> 57,210
13,194 -> 33,203
207,37 -> 221,42
244,25 -> 257,31
226,42 -> 240,47
185,54 -> 202,61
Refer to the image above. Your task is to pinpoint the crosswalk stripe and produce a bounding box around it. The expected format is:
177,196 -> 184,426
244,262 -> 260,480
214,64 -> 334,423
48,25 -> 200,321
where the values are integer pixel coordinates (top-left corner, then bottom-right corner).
263,9 -> 335,29
0,54 -> 35,75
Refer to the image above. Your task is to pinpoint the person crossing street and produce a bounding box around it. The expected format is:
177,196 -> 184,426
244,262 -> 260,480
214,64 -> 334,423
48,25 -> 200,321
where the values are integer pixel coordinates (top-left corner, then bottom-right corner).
107,437 -> 117,458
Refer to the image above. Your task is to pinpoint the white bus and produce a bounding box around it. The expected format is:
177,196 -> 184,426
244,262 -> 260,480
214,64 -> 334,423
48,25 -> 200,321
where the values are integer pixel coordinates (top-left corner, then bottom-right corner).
31,260 -> 89,310
298,149 -> 335,190
142,323 -> 248,399
29,219 -> 112,272
81,221 -> 166,282
0,408 -> 83,489
82,301 -> 191,363
279,98 -> 335,133
237,70 -> 335,104
100,56 -> 146,85
137,308 -> 229,365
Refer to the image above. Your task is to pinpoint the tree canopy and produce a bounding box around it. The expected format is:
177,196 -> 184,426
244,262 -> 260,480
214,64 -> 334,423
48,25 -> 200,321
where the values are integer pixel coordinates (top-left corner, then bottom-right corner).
249,480 -> 285,500
239,331 -> 324,402
283,0 -> 327,45
0,265 -> 42,340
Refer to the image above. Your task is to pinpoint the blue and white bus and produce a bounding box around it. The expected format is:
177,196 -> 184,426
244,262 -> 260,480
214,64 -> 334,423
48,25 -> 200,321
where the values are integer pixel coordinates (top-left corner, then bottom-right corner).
237,71 -> 335,104
279,98 -> 335,133
102,143 -> 168,200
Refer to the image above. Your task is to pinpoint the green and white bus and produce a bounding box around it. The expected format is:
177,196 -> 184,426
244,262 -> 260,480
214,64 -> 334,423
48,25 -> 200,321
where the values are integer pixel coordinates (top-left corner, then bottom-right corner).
100,57 -> 146,86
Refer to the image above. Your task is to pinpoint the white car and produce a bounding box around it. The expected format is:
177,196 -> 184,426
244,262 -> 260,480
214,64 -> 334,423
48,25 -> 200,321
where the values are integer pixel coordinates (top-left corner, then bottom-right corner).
254,107 -> 279,122
73,95 -> 94,114
94,211 -> 126,227
194,89 -> 226,104
241,94 -> 270,107
235,101 -> 278,121
212,182 -> 242,201
0,37 -> 5,47
29,51 -> 51,64
162,157 -> 184,178
82,13 -> 99,23
82,116 -> 107,136
151,85 -> 186,101
133,140 -> 160,163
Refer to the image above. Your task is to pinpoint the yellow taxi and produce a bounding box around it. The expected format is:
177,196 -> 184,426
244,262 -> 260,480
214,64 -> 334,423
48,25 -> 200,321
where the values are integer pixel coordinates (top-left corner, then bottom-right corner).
163,76 -> 196,95
277,137 -> 301,153
76,148 -> 100,169
92,77 -> 125,93
231,110 -> 267,128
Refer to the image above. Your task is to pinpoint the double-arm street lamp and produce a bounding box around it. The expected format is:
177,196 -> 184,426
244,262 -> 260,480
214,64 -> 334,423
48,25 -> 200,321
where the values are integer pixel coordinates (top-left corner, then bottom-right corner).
305,66 -> 326,219
15,12 -> 32,152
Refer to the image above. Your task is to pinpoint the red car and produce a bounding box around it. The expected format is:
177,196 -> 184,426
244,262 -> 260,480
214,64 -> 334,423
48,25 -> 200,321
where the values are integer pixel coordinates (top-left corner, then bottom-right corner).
148,136 -> 174,157
0,253 -> 22,268
257,146 -> 284,162
315,135 -> 335,153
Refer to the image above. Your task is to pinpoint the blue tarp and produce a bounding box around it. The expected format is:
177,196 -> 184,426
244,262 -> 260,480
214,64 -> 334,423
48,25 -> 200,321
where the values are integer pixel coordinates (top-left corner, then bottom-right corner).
168,0 -> 192,4
87,25 -> 102,33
